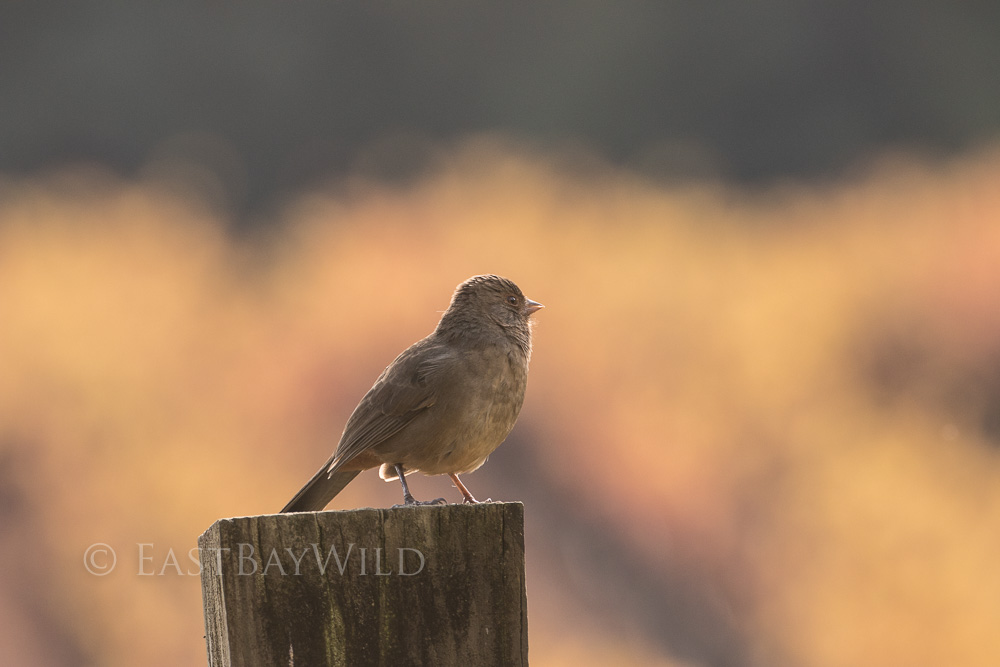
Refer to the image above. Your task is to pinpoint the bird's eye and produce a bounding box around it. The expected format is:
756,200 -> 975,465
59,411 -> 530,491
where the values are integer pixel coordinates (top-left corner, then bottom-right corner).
506,295 -> 518,305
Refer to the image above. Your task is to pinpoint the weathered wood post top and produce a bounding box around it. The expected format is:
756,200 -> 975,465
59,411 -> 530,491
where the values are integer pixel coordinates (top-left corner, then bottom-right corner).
199,502 -> 527,667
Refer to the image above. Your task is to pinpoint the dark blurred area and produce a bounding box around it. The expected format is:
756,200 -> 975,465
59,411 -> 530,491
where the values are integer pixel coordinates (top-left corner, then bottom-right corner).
3,2 -> 1000,218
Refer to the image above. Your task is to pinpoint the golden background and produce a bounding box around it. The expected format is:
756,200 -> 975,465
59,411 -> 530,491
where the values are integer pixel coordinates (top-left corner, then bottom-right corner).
2,138 -> 998,665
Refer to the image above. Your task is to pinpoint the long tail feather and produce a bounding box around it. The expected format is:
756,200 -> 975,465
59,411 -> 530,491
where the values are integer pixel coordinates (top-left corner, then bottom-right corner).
281,465 -> 361,513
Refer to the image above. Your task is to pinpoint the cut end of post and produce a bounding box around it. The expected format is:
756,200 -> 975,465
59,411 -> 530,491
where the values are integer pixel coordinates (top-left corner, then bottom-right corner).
199,502 -> 527,667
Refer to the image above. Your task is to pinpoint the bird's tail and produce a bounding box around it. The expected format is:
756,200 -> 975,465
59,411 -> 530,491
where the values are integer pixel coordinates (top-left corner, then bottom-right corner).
281,464 -> 361,513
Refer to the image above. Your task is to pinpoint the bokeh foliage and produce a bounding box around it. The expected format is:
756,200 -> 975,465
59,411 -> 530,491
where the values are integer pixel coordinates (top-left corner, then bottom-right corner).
1,140 -> 999,665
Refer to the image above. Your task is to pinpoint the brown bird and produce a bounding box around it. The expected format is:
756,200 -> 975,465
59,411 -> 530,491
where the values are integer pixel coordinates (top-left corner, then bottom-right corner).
281,275 -> 543,512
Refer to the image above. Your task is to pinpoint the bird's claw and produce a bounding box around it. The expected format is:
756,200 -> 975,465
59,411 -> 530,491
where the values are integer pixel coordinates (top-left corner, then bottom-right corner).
393,495 -> 448,508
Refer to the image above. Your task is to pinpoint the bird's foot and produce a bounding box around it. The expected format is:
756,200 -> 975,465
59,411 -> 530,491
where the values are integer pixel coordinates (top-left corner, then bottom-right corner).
461,495 -> 493,504
393,494 -> 447,508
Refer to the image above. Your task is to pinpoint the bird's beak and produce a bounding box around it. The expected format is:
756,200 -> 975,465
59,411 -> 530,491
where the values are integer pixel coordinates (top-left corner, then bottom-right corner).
524,298 -> 544,315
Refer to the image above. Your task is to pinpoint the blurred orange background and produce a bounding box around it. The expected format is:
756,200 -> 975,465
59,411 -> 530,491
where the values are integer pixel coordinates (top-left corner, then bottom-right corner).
2,137 -> 999,666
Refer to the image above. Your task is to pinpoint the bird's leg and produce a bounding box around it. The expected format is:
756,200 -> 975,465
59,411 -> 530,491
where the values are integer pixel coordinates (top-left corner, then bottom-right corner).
449,473 -> 489,504
393,464 -> 446,507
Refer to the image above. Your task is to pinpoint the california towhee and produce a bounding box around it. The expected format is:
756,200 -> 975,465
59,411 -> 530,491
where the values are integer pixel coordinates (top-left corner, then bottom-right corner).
281,275 -> 543,511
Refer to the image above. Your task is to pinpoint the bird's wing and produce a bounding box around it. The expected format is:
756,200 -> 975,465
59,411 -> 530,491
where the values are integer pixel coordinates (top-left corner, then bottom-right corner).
327,341 -> 451,473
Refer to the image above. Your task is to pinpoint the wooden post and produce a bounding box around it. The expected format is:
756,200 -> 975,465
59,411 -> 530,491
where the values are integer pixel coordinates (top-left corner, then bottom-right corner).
198,502 -> 528,666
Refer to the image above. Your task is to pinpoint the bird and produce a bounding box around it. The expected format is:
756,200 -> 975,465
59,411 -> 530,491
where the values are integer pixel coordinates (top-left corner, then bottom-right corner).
281,274 -> 543,512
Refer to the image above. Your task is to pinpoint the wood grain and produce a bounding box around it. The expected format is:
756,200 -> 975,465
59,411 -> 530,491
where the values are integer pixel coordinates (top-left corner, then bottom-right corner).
199,502 -> 527,666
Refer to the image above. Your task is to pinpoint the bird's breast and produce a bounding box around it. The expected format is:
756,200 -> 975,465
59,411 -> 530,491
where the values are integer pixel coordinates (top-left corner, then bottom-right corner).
399,345 -> 528,475
454,347 -> 526,434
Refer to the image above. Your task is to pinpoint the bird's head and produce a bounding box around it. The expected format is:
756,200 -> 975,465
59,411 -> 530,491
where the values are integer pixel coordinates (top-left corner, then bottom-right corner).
436,275 -> 543,349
